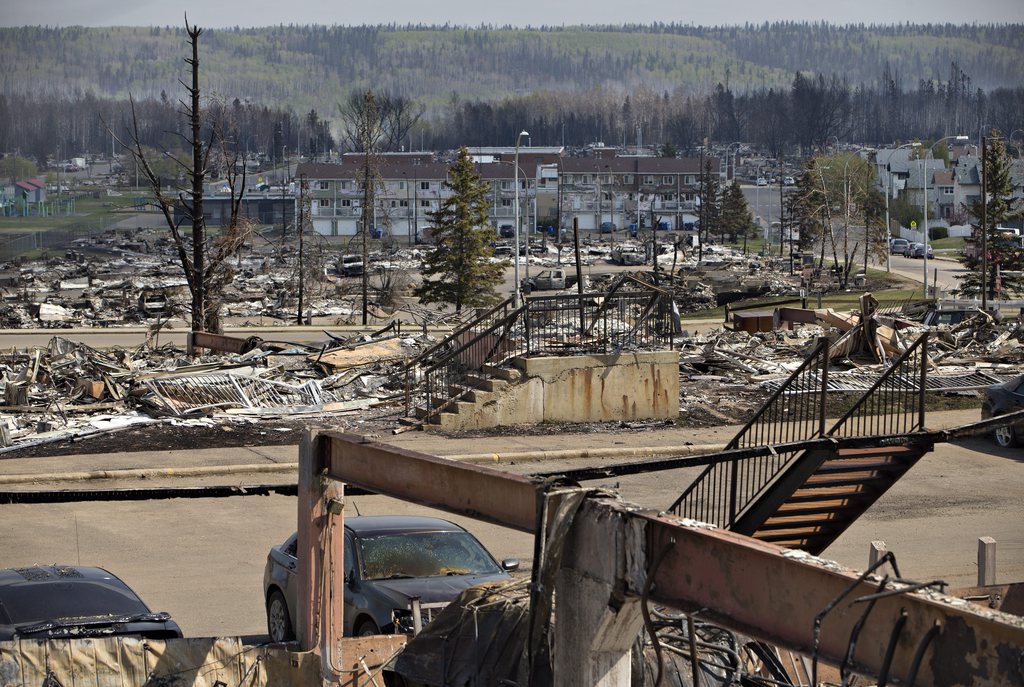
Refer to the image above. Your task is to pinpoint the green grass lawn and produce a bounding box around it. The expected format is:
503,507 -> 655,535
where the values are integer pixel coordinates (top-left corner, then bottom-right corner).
0,194 -> 142,233
929,236 -> 965,252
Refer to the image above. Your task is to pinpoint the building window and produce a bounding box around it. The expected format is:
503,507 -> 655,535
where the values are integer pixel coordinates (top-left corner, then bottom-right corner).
501,181 -> 511,190
684,175 -> 695,184
398,181 -> 406,190
420,200 -> 431,208
941,186 -> 954,195
318,199 -> 331,208
661,194 -> 675,201
582,175 -> 590,184
624,175 -> 633,184
420,181 -> 430,190
390,200 -> 397,208
340,181 -> 350,190
663,176 -> 673,184
501,199 -> 512,207
644,176 -> 654,185
340,199 -> 352,207
399,200 -> 409,208
317,181 -> 329,191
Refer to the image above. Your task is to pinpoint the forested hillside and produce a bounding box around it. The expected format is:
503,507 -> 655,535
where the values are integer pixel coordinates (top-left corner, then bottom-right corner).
1,22 -> 1022,163
2,23 -> 1021,111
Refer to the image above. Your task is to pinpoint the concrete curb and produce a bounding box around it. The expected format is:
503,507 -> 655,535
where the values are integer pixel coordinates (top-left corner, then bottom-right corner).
0,443 -> 730,485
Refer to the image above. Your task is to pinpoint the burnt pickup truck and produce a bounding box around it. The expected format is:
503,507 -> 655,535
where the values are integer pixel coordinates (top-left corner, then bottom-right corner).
522,269 -> 578,293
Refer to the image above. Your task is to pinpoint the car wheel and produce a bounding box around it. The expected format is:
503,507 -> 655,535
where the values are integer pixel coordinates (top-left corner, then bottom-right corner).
267,589 -> 294,642
355,617 -> 380,637
993,417 -> 1020,448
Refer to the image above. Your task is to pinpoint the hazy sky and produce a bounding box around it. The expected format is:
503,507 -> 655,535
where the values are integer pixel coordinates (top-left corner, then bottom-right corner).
4,0 -> 1023,27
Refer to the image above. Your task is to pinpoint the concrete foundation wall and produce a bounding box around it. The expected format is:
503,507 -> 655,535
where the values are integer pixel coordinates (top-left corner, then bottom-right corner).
436,350 -> 679,431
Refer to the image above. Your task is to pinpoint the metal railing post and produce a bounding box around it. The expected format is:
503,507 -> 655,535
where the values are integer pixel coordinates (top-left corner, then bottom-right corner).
819,338 -> 830,437
524,298 -> 532,356
918,332 -> 928,430
728,459 -> 739,527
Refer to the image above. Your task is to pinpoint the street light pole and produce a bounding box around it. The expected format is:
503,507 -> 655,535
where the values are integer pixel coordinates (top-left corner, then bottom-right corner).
513,130 -> 529,307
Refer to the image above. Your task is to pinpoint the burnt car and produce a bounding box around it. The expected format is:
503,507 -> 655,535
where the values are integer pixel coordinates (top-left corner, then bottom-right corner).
981,375 -> 1024,448
263,515 -> 518,641
0,566 -> 182,641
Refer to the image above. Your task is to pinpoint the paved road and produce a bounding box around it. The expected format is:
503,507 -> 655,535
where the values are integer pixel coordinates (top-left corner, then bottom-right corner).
0,409 -> 1019,639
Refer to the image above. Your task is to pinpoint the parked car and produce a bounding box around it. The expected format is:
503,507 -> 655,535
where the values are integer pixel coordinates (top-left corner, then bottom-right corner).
0,565 -> 183,641
599,221 -> 617,233
889,238 -> 909,255
783,176 -> 796,186
756,177 -> 768,186
339,254 -> 364,277
498,224 -> 514,238
264,515 -> 518,641
610,246 -> 645,266
521,269 -> 578,293
921,307 -> 999,327
903,242 -> 933,259
981,375 -> 1024,447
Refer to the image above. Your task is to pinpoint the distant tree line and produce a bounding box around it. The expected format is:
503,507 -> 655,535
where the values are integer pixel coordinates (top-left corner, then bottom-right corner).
1,66 -> 1021,166
0,92 -> 333,174
433,69 -> 1023,154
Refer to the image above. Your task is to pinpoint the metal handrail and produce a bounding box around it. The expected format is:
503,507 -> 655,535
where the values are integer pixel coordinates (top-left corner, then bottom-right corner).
417,305 -> 526,417
407,286 -> 677,421
408,297 -> 516,369
668,337 -> 831,521
669,333 -> 931,528
827,332 -> 929,437
420,305 -> 526,376
727,337 -> 831,449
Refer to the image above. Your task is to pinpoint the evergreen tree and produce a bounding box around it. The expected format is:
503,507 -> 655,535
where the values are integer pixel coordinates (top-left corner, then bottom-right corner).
698,158 -> 721,247
719,180 -> 754,244
957,133 -> 1024,299
414,147 -> 507,313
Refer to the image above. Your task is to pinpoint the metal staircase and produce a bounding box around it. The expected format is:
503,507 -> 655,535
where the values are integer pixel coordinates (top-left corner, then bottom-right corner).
402,279 -> 676,428
669,334 -> 932,555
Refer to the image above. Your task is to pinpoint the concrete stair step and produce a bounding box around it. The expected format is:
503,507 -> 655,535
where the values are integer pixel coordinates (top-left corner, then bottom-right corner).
482,363 -> 522,382
463,373 -> 508,392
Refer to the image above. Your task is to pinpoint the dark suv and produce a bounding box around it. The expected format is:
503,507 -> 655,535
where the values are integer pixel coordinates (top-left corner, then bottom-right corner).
0,566 -> 183,641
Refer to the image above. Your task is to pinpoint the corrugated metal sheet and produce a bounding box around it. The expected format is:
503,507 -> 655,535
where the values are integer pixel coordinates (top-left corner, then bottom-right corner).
0,637 -> 310,687
142,374 -> 341,416
762,369 -> 1015,394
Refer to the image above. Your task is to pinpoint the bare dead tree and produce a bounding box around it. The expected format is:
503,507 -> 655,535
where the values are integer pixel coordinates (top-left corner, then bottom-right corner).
338,91 -> 423,153
112,19 -> 253,334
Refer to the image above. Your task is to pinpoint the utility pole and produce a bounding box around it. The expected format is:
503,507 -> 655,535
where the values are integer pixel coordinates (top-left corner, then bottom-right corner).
698,142 -> 705,262
981,135 -> 989,311
296,175 -> 308,325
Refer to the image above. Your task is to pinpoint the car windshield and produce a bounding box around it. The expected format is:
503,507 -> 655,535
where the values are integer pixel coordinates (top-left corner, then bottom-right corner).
0,583 -> 148,624
357,531 -> 500,580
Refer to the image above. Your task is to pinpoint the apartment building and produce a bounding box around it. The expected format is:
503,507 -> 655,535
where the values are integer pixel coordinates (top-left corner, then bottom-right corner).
296,150 -> 719,241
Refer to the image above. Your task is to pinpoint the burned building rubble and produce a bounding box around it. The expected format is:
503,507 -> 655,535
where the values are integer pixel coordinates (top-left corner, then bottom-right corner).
0,228 -> 1022,447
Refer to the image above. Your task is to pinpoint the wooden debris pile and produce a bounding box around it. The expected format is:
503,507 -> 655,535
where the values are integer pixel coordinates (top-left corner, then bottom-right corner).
0,327 -> 438,450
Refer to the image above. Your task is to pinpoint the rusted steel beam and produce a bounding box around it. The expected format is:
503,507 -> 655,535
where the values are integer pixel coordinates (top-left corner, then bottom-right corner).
188,330 -> 262,354
321,431 -> 541,532
317,434 -> 1024,686
635,508 -> 1024,687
